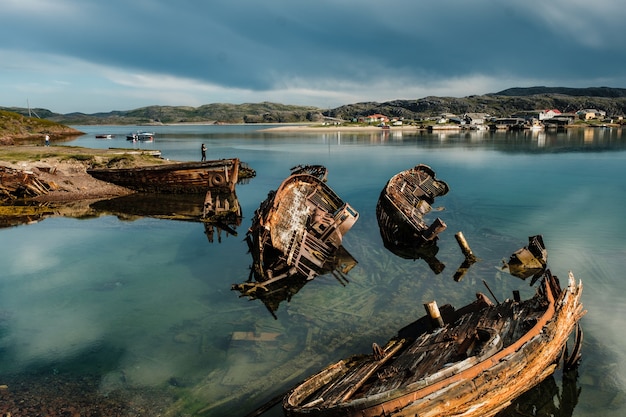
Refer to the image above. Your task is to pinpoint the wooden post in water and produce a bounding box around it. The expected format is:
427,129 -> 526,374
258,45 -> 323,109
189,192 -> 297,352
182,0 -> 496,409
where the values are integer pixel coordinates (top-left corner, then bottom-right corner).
424,301 -> 445,328
455,231 -> 477,262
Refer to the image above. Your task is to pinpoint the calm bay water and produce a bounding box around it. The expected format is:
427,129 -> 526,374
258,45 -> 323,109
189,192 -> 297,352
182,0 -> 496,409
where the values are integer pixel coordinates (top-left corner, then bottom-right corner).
1,125 -> 626,416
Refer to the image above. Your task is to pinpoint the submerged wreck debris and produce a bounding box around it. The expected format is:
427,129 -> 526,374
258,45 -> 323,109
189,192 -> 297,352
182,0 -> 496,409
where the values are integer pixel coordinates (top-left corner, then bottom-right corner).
283,267 -> 586,417
376,164 -> 449,273
501,235 -> 548,280
232,165 -> 359,309
0,165 -> 55,200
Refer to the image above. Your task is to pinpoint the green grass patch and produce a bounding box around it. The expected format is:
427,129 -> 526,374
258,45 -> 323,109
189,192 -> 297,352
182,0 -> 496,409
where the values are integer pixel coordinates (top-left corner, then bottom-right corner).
60,154 -> 95,162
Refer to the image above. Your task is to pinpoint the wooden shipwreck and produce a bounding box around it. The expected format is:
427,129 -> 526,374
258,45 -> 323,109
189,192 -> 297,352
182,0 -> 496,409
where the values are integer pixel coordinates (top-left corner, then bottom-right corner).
234,165 -> 359,299
376,164 -> 449,269
87,158 -> 255,194
0,165 -> 56,200
283,269 -> 585,417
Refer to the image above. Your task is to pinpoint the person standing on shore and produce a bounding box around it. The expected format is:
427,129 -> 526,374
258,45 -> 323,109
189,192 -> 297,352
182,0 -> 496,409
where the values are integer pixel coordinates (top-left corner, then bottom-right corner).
45,134 -> 50,146
201,143 -> 207,161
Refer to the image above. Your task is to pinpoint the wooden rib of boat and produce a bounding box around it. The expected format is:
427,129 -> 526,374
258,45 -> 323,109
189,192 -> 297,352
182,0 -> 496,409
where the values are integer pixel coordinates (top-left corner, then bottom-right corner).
376,164 -> 450,255
283,269 -> 585,417
245,165 -> 359,283
87,158 -> 246,193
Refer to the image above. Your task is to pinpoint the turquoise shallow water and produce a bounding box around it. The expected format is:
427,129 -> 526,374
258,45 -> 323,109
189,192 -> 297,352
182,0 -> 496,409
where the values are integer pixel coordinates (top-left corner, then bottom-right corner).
1,125 -> 625,416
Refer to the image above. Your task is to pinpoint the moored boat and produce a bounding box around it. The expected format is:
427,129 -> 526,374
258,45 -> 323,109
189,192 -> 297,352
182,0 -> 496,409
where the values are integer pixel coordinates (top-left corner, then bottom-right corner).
95,134 -> 114,139
126,131 -> 155,141
283,269 -> 585,417
87,158 -> 244,193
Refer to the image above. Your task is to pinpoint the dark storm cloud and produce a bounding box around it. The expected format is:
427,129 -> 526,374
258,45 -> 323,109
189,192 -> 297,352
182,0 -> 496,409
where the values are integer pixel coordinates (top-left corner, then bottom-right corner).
1,0 -> 624,112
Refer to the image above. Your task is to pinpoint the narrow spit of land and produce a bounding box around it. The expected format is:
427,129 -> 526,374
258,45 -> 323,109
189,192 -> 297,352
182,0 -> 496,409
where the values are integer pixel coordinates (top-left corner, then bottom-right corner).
0,145 -> 169,203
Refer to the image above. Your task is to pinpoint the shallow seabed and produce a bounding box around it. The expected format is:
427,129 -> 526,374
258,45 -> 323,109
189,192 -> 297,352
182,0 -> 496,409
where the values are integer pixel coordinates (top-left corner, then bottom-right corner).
1,125 -> 625,416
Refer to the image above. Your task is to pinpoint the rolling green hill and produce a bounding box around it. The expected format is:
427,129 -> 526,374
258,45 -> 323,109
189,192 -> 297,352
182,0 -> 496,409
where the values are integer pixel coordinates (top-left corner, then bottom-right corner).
3,87 -> 626,126
0,110 -> 83,143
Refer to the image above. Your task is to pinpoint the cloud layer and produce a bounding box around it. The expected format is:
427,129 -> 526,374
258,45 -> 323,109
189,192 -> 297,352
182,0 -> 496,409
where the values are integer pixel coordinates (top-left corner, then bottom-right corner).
1,0 -> 625,113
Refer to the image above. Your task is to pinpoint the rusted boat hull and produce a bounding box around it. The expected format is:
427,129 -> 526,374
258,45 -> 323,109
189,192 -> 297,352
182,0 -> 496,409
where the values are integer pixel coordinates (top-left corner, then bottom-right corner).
283,271 -> 585,417
245,166 -> 359,282
87,158 -> 241,193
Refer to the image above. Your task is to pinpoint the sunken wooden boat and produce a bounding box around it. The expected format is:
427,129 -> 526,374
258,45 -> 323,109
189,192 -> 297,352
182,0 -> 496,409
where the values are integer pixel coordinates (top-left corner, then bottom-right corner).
245,165 -> 359,284
87,158 -> 252,194
283,269 -> 585,417
376,164 -> 450,254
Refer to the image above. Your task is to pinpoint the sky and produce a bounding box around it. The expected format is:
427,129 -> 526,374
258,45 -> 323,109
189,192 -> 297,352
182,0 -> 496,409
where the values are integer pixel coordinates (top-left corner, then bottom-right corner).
1,0 -> 625,114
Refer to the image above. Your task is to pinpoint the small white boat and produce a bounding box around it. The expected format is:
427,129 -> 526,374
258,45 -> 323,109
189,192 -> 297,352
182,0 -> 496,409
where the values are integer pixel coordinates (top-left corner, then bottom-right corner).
95,134 -> 114,139
126,131 -> 155,141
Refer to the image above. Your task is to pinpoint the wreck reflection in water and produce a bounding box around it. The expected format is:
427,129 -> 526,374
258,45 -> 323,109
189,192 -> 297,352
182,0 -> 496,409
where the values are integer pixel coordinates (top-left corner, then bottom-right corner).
233,246 -> 357,319
90,189 -> 243,243
498,369 -> 581,417
0,188 -> 243,244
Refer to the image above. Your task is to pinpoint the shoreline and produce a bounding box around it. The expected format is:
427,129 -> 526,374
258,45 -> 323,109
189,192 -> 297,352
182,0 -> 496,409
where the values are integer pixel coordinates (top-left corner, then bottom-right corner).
257,123 -> 617,133
259,124 -> 423,132
0,145 -> 170,204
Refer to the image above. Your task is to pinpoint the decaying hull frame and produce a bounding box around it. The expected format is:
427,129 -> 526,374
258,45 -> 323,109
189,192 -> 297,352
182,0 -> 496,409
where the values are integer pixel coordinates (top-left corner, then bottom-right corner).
283,270 -> 585,417
87,158 -> 248,193
246,166 -> 359,283
376,164 -> 450,254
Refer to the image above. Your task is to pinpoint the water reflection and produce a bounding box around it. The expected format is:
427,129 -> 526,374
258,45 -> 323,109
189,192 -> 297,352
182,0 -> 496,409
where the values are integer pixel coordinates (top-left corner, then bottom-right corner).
497,369 -> 581,417
91,190 -> 242,242
1,188 -> 243,243
2,126 -> 626,416
232,246 -> 357,319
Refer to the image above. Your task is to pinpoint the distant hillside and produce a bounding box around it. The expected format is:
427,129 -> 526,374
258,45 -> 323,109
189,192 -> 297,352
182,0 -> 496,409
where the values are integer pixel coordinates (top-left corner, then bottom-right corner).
0,110 -> 83,144
328,87 -> 626,121
1,102 -> 325,126
3,87 -> 626,125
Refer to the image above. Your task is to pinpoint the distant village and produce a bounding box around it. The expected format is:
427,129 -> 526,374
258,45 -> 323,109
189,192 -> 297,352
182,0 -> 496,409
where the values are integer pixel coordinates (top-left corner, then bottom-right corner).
347,108 -> 622,131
